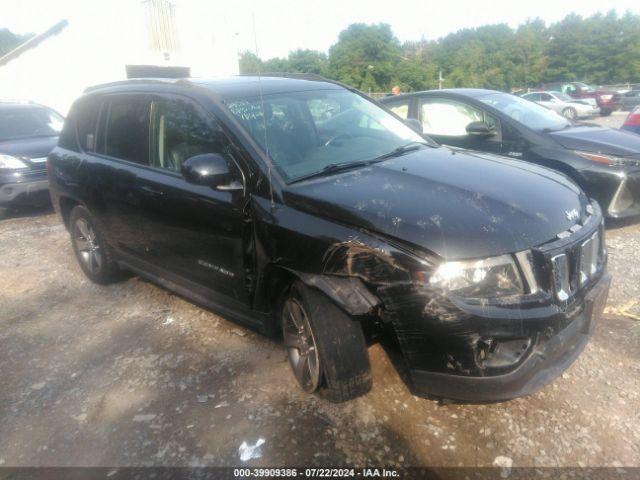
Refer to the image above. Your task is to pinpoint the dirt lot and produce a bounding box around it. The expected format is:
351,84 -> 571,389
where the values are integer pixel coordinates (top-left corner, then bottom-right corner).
0,204 -> 639,470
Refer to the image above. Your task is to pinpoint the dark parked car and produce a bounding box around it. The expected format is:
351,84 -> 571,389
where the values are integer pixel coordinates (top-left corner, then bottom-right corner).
48,76 -> 610,402
622,106 -> 640,135
621,90 -> 640,111
382,89 -> 640,219
540,82 -> 621,116
0,102 -> 63,218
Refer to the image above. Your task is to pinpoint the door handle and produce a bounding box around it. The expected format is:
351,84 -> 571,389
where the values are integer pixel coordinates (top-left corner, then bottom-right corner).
140,186 -> 166,197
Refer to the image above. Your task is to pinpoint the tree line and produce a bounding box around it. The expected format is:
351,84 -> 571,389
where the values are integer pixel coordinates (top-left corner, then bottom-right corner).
239,10 -> 640,93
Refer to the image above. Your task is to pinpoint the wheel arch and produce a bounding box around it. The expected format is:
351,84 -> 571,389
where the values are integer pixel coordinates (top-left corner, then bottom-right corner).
255,263 -> 381,335
58,195 -> 83,229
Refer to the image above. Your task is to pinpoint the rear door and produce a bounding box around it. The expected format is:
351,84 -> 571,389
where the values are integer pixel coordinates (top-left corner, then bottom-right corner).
92,94 -> 154,257
417,96 -> 503,154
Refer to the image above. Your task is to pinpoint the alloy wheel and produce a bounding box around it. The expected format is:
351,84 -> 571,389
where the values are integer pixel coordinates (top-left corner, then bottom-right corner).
283,297 -> 321,392
74,218 -> 102,274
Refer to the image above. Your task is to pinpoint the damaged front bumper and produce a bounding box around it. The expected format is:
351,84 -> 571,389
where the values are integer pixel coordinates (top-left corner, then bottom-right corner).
410,272 -> 610,401
378,205 -> 610,402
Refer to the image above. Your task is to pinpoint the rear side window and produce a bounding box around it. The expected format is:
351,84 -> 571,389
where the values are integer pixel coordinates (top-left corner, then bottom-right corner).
76,98 -> 101,152
58,107 -> 78,150
101,96 -> 150,164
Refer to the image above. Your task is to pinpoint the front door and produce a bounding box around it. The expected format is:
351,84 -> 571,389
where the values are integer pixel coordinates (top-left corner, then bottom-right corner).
134,95 -> 250,304
418,97 -> 503,155
90,93 -> 249,304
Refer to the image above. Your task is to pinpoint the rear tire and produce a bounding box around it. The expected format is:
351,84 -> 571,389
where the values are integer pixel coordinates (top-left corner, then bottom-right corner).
0,207 -> 8,220
282,281 -> 372,402
69,205 -> 120,284
562,107 -> 577,120
600,109 -> 612,117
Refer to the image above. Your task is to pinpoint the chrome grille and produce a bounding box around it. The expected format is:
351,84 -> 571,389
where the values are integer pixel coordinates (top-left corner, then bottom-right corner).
550,228 -> 603,301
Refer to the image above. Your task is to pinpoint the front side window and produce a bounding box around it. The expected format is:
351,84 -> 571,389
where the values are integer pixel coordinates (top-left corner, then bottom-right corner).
102,96 -> 150,164
150,98 -> 233,173
478,93 -> 570,132
420,99 -> 498,136
225,89 -> 427,182
0,106 -> 63,142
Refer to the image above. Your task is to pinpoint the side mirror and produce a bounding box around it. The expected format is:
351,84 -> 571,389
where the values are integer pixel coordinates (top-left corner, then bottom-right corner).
466,121 -> 495,137
181,153 -> 241,191
405,118 -> 423,134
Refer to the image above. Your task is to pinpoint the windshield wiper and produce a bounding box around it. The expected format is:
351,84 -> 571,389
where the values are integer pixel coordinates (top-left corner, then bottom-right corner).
289,159 -> 382,184
288,142 -> 432,184
374,141 -> 433,160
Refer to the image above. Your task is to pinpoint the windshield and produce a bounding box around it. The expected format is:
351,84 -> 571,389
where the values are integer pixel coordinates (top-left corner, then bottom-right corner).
0,107 -> 64,142
478,93 -> 570,132
225,89 -> 428,182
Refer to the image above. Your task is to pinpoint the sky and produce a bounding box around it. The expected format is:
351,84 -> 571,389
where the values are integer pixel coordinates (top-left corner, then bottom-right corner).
2,0 -> 640,60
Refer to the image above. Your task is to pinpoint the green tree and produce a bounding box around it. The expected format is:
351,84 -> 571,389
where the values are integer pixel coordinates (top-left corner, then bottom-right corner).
238,51 -> 262,74
242,13 -> 640,94
288,49 -> 328,75
328,23 -> 401,92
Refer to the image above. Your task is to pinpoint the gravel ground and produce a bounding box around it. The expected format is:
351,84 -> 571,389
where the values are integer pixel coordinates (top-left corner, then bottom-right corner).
1,207 -> 639,470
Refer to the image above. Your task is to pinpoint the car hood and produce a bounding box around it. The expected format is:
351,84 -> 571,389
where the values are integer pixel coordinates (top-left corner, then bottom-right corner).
284,147 -> 589,260
0,136 -> 58,159
548,125 -> 640,157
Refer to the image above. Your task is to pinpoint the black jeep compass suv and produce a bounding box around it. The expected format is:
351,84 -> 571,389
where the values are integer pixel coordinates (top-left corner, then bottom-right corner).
48,76 -> 610,402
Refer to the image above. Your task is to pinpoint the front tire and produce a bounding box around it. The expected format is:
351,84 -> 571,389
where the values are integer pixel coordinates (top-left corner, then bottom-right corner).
600,108 -> 612,117
562,107 -> 577,120
69,205 -> 120,284
282,281 -> 372,402
0,207 -> 8,220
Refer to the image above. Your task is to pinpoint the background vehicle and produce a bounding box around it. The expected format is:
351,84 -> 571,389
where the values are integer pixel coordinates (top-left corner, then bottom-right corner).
0,101 -> 63,219
382,89 -> 640,218
521,91 -> 599,119
622,106 -> 640,135
540,82 -> 621,116
48,76 -> 609,403
621,90 -> 640,111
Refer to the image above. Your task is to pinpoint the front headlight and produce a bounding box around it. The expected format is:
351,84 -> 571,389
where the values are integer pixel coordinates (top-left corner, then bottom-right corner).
429,254 -> 524,298
0,154 -> 28,169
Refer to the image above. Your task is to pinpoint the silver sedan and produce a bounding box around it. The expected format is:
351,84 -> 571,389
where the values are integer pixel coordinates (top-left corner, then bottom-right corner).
521,91 -> 600,120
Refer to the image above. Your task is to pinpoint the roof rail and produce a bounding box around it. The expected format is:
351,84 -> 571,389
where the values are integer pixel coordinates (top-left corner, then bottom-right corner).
83,77 -> 183,93
239,72 -> 331,82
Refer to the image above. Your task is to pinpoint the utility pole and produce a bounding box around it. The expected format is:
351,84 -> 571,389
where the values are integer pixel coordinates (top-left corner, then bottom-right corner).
438,70 -> 444,90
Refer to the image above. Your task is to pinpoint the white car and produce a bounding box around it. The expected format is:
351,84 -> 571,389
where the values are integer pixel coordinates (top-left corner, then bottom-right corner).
521,91 -> 600,120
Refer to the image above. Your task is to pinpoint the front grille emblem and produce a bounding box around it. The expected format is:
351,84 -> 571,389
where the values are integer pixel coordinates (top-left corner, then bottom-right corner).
565,209 -> 579,221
